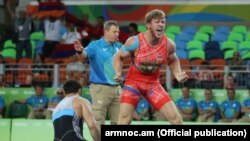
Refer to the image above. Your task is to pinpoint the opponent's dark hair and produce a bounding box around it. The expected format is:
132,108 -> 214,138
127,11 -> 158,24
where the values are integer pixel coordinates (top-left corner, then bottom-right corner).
63,79 -> 82,95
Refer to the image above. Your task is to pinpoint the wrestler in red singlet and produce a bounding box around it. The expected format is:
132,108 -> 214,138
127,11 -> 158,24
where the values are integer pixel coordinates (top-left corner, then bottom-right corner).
121,33 -> 171,110
114,9 -> 188,125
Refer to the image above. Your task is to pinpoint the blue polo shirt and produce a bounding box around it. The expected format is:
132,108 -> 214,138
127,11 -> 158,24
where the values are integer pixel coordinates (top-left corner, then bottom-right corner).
198,100 -> 218,111
84,37 -> 122,85
26,95 -> 49,109
176,98 -> 197,110
50,96 -> 63,104
136,98 -> 150,114
176,97 -> 197,118
220,100 -> 241,119
242,98 -> 250,116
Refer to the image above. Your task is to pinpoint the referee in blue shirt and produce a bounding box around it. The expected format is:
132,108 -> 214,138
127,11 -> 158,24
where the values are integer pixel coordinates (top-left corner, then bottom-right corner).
74,20 -> 122,131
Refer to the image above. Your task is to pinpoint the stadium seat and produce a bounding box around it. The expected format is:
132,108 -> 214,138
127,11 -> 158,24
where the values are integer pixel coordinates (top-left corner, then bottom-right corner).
188,50 -> 205,60
2,48 -> 16,59
179,59 -> 190,67
4,58 -> 16,64
211,32 -> 228,43
30,31 -> 45,41
210,58 -> 226,66
3,39 -> 16,49
34,74 -> 50,82
245,32 -> 250,41
224,50 -> 237,60
3,58 -> 16,75
18,58 -> 33,64
221,40 -> 238,52
165,32 -> 175,41
5,73 -> 14,86
190,59 -> 204,66
166,25 -> 181,35
238,41 -> 250,54
175,40 -> 187,50
198,25 -> 214,35
182,26 -> 197,35
194,32 -> 209,43
179,59 -> 193,79
227,32 -> 244,43
187,40 -> 203,51
210,59 -> 225,80
215,26 -> 230,35
231,25 -> 247,35
175,33 -> 193,42
242,51 -> 250,60
176,49 -> 188,59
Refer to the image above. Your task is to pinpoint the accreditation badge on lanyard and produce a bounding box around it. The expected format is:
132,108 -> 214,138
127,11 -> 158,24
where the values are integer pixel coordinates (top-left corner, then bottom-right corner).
117,85 -> 122,95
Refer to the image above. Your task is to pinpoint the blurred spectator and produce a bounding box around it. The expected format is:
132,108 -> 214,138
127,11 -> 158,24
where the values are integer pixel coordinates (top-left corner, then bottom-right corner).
32,54 -> 47,76
4,0 -> 18,30
61,22 -> 81,44
14,9 -> 34,60
0,95 -> 5,118
194,61 -> 214,81
176,87 -> 197,121
79,75 -> 88,88
224,74 -> 237,89
228,51 -> 246,87
119,30 -> 129,44
133,96 -> 150,121
26,85 -> 48,119
42,17 -> 62,58
92,16 -> 105,40
79,14 -> 93,47
66,61 -> 85,81
219,88 -> 241,122
45,87 -> 64,119
20,74 -> 34,87
5,0 -> 17,18
0,74 -> 9,88
128,22 -> 139,36
238,89 -> 250,123
229,51 -> 244,70
197,88 -> 219,122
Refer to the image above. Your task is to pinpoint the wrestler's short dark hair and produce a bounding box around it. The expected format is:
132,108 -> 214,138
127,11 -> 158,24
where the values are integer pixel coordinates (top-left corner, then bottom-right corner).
63,79 -> 82,95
